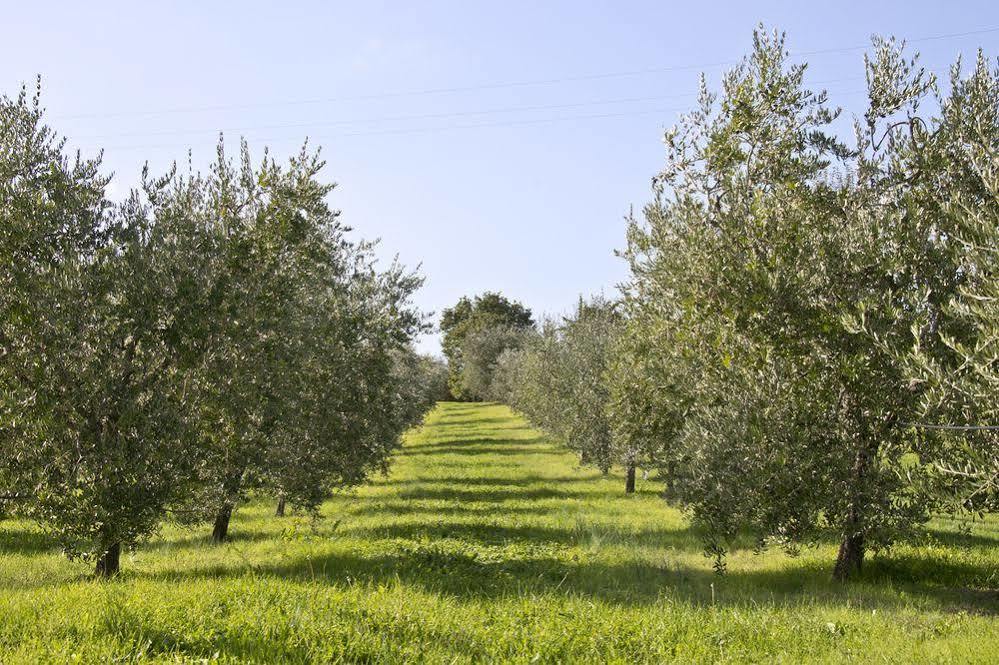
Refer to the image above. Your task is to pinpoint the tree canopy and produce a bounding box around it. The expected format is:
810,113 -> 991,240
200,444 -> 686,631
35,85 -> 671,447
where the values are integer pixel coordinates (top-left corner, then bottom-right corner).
440,292 -> 533,400
616,30 -> 998,578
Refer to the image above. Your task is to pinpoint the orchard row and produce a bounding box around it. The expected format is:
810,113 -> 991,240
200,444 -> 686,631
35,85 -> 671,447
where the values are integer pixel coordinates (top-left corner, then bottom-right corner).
0,84 -> 447,575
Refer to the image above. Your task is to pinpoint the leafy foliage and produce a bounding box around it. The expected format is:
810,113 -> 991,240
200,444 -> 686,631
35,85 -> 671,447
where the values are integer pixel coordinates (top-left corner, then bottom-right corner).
440,292 -> 533,400
137,141 -> 428,538
458,324 -> 531,401
900,52 -> 999,513
616,29 -> 999,578
0,82 -> 193,570
496,297 -> 635,486
0,85 -> 436,572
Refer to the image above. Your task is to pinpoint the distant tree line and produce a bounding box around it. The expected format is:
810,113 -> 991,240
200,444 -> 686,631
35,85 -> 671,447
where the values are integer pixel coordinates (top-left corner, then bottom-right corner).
439,292 -> 533,401
0,82 -> 444,576
447,30 -> 999,581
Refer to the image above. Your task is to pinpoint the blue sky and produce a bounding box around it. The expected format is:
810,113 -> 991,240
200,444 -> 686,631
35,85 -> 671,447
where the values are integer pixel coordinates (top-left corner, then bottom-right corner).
4,1 -> 998,354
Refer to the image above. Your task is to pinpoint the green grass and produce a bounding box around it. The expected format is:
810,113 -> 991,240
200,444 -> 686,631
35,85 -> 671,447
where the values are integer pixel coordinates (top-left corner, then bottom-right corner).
1,402 -> 997,663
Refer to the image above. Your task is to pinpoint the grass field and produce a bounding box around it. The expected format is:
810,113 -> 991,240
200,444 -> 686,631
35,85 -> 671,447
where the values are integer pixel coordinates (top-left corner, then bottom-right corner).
1,402 -> 997,663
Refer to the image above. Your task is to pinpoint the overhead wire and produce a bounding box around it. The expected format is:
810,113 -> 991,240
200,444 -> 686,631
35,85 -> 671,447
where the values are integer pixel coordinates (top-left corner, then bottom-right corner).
52,25 -> 999,121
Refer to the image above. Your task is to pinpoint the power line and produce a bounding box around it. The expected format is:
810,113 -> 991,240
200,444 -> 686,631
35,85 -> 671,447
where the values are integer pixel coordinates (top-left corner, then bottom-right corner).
55,62 -> 735,121
100,106 -> 691,152
795,25 -> 999,57
53,25 -> 999,121
78,94 -> 704,140
93,88 -> 877,153
78,78 -> 866,142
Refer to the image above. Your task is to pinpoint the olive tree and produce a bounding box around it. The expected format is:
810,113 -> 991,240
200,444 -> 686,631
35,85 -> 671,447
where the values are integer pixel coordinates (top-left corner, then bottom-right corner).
263,273 -> 432,519
144,142 -> 428,541
618,30 -> 981,579
0,84 -> 193,576
501,319 -> 566,430
554,298 -> 623,480
487,346 -> 529,404
497,298 -> 637,491
0,84 -> 436,568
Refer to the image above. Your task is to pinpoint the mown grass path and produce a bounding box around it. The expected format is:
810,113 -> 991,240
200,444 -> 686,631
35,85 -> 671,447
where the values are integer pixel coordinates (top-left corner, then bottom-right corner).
1,402 -> 997,662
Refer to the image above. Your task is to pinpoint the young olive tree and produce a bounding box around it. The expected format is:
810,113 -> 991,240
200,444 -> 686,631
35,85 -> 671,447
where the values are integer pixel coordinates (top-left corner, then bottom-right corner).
619,29 -> 982,579
417,354 -> 454,405
263,269 -> 431,519
606,328 -> 675,494
502,319 -> 568,432
0,85 -> 193,576
142,141 -> 427,541
498,298 -> 637,491
487,346 -> 529,404
555,298 -> 623,481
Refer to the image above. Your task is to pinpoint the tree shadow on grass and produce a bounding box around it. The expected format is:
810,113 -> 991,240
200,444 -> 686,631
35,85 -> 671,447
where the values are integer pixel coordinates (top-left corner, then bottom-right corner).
6,512 -> 992,617
434,402 -> 483,411
393,486 -> 613,503
139,540 -> 999,616
146,528 -> 278,551
343,501 -> 569,518
399,444 -> 558,458
99,616 -> 313,665
431,416 -> 526,427
132,498 -> 999,616
864,550 -> 998,590
406,432 -> 547,446
0,521 -> 57,554
377,474 -> 603,488
373,473 -> 655,498
415,434 -> 545,447
919,515 -> 999,548
355,520 -> 701,550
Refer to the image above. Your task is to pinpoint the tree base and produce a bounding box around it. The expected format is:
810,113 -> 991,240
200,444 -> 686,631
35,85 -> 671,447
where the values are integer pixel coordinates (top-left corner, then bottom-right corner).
95,542 -> 121,577
833,533 -> 865,581
212,505 -> 233,543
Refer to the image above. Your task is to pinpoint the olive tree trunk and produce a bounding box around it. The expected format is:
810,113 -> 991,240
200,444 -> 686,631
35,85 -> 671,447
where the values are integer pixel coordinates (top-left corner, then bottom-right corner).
211,469 -> 245,542
833,530 -> 865,581
833,441 -> 872,581
625,463 -> 637,494
95,542 -> 121,577
211,504 -> 233,543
